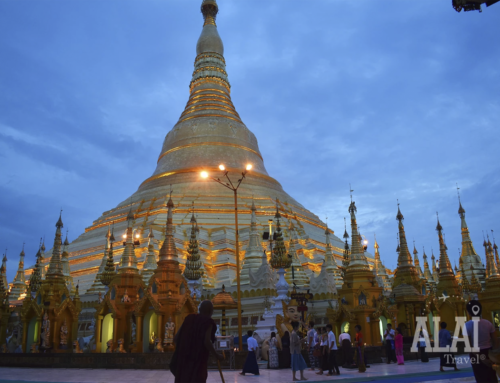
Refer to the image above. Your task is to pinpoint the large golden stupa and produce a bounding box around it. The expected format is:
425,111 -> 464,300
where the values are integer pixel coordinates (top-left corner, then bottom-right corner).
28,0 -> 352,296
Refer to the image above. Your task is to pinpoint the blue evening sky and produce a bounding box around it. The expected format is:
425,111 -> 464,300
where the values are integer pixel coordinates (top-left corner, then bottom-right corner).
1,0 -> 499,282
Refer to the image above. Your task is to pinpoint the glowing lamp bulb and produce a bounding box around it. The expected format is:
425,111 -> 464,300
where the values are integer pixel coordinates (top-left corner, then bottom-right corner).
200,171 -> 209,179
363,240 -> 368,246
246,164 -> 252,171
219,164 -> 225,171
122,234 -> 126,239
135,234 -> 140,239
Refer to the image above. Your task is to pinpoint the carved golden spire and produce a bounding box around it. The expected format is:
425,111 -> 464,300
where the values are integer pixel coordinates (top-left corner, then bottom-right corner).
118,208 -> 139,274
87,226 -> 111,293
28,241 -> 43,294
392,203 -> 421,290
435,214 -> 461,297
431,250 -> 439,284
45,211 -> 65,281
485,237 -> 500,281
201,0 -> 218,26
0,252 -> 7,290
345,199 -> 370,273
158,193 -> 177,266
270,207 -> 291,269
413,242 -> 424,279
456,187 -> 484,286
324,223 -> 342,288
460,263 -> 470,292
342,217 -> 350,272
141,226 -> 157,283
373,235 -> 391,291
100,228 -> 116,286
61,232 -> 75,295
10,244 -> 27,299
184,206 -> 203,281
492,231 -> 500,270
469,266 -> 482,293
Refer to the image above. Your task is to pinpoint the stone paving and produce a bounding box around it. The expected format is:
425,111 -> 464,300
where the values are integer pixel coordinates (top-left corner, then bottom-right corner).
0,357 -> 476,383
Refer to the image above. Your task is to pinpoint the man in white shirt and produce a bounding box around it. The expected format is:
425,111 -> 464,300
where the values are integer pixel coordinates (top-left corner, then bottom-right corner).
465,300 -> 498,383
326,324 -> 340,376
241,330 -> 260,376
383,323 -> 396,363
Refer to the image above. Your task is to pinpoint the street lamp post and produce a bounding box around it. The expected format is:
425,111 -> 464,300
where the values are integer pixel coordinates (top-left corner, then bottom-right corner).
200,164 -> 252,351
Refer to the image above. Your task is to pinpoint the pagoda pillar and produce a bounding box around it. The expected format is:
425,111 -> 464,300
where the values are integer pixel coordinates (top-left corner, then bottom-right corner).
113,317 -> 118,343
95,315 -> 102,352
22,320 -> 28,353
157,314 -> 163,343
136,315 -> 143,352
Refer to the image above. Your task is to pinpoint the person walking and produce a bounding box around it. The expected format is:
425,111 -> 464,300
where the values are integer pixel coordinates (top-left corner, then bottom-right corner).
384,323 -> 396,363
439,322 -> 458,372
354,325 -> 366,373
241,330 -> 260,376
307,321 -> 318,371
395,328 -> 404,365
171,300 -> 224,383
326,324 -> 340,376
465,300 -> 498,383
315,328 -> 325,375
418,329 -> 429,363
290,321 -> 308,381
268,332 -> 280,369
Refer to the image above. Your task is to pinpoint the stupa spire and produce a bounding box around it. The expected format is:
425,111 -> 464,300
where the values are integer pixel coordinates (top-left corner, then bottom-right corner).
456,187 -> 485,286
345,200 -> 370,273
285,236 -> 308,287
118,208 -> 139,274
413,242 -> 424,279
372,235 -> 391,291
435,215 -> 461,297
492,231 -> 500,270
324,223 -> 342,288
61,231 -> 75,295
342,217 -> 350,272
485,236 -> 500,280
436,215 -> 454,276
87,226 -> 112,293
141,226 -> 157,283
46,211 -> 65,281
431,250 -> 439,284
240,199 -> 265,285
11,245 -> 27,300
184,208 -> 203,282
392,203 -> 421,290
1,252 -> 8,290
28,242 -> 43,294
158,193 -> 177,266
137,0 -> 275,196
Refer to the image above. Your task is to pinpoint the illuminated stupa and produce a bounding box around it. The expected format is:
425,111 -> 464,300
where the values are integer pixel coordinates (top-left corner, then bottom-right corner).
27,0 -> 359,297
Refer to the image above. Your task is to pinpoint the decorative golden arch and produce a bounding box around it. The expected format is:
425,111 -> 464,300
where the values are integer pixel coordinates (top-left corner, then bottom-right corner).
54,298 -> 79,320
134,291 -> 161,316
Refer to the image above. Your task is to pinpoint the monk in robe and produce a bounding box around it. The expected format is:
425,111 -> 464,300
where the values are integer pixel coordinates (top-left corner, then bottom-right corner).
172,301 -> 223,383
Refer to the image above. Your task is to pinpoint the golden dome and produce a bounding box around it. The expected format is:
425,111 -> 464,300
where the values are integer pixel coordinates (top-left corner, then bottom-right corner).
211,284 -> 237,310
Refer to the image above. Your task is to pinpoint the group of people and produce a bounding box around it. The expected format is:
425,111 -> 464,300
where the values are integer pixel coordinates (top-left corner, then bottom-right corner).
170,299 -> 498,383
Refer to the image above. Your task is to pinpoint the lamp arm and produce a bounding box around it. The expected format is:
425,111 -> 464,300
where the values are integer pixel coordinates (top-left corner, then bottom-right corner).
211,177 -> 235,191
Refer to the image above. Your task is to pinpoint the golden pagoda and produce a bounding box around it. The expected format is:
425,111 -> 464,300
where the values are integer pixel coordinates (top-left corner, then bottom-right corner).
10,246 -> 27,301
422,248 -> 436,292
457,195 -> 485,287
141,227 -> 158,284
391,205 -> 425,336
0,266 -> 10,347
479,239 -> 500,328
427,216 -> 465,334
131,194 -> 197,352
20,213 -> 81,353
329,199 -> 385,346
372,237 -> 392,292
25,0 -> 346,299
93,208 -> 146,353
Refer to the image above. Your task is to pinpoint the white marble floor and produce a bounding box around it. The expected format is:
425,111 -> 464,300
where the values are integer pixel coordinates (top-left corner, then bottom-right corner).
0,358 -> 475,383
